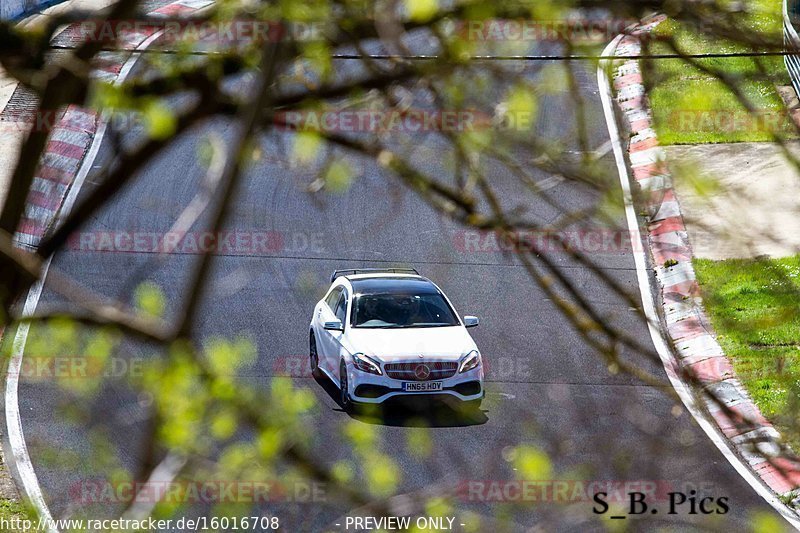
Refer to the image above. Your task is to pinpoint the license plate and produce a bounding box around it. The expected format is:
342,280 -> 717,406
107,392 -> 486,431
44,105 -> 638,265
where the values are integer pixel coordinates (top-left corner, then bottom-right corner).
402,381 -> 443,392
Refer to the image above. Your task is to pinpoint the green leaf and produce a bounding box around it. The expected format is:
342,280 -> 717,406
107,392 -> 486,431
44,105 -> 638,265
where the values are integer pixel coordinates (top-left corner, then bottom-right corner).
91,82 -> 131,110
343,420 -> 376,449
406,427 -> 433,458
324,160 -> 354,192
513,445 -> 552,480
134,282 -> 166,318
144,100 -> 177,140
364,453 -> 400,496
206,337 -> 257,375
424,496 -> 453,517
211,409 -> 238,440
220,442 -> 256,472
257,427 -> 284,459
293,131 -> 322,164
406,0 -> 438,22
503,85 -> 538,131
331,460 -> 355,483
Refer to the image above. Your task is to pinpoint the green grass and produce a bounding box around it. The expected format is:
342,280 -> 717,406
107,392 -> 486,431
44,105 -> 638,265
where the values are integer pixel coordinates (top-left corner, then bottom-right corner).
0,500 -> 32,531
694,255 -> 800,448
647,0 -> 797,144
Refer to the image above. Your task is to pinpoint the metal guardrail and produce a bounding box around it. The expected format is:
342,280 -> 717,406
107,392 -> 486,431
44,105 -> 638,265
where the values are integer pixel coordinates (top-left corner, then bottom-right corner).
784,0 -> 800,97
1,0 -> 63,21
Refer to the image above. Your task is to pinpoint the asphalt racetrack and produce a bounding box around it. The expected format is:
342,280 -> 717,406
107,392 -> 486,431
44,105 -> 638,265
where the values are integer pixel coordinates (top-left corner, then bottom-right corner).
13,47 -> 781,531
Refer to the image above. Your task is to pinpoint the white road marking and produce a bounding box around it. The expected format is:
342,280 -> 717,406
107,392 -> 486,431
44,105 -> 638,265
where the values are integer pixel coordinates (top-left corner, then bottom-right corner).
489,392 -> 516,400
597,35 -> 800,530
591,139 -> 613,160
6,259 -> 53,530
5,28 -> 169,532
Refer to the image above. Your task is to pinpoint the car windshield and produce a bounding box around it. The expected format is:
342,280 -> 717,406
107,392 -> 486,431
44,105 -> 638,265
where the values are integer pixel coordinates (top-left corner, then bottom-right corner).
352,292 -> 459,328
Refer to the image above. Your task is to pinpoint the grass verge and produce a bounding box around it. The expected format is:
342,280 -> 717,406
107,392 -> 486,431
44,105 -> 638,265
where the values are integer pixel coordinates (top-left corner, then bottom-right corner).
647,0 -> 797,144
0,499 -> 33,531
694,255 -> 800,449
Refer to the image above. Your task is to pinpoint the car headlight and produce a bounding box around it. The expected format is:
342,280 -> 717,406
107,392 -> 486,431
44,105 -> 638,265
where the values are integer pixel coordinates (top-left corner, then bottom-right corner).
459,350 -> 481,373
352,353 -> 382,375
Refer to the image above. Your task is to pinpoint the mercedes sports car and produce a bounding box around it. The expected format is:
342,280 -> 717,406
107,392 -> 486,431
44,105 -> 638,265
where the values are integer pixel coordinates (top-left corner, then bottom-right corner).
309,268 -> 484,411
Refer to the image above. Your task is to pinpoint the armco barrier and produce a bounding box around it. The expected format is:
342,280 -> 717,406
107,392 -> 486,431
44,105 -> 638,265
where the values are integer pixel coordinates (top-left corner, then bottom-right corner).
1,0 -> 63,21
785,0 -> 800,98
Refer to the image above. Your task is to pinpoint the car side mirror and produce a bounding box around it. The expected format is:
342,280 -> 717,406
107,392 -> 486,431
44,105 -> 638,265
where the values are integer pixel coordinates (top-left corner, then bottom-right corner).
324,319 -> 344,331
464,316 -> 479,328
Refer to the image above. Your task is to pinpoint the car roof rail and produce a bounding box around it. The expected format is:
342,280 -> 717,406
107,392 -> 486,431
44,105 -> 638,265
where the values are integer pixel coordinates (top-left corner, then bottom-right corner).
330,268 -> 420,283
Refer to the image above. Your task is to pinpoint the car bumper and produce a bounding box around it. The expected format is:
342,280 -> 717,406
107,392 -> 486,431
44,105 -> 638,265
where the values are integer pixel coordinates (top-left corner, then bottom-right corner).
347,365 -> 484,404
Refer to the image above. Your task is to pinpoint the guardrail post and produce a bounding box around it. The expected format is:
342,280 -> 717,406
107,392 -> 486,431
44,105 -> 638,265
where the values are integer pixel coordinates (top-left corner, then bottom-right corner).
785,0 -> 800,98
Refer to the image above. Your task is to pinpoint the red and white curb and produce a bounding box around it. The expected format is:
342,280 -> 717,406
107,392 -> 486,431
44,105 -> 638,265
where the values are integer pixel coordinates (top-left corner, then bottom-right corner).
602,13 -> 800,523
13,0 -> 213,249
3,0 -> 213,529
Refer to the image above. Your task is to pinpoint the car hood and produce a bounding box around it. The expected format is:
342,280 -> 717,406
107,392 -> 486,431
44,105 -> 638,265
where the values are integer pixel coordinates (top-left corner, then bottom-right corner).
345,326 -> 477,362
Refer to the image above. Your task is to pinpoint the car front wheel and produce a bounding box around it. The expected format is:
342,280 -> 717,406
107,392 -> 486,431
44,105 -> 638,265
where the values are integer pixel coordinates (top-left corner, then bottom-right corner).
340,360 -> 352,410
309,330 -> 321,378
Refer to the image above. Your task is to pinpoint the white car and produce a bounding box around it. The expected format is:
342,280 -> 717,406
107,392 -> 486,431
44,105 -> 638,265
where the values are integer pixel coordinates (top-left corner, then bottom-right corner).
309,268 -> 484,411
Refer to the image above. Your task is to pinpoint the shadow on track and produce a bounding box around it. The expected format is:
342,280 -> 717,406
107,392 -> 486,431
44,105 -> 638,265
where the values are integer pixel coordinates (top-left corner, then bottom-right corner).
314,375 -> 488,427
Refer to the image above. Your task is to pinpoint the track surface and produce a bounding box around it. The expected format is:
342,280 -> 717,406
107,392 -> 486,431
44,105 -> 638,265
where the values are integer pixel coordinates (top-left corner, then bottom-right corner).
15,50 -> 781,531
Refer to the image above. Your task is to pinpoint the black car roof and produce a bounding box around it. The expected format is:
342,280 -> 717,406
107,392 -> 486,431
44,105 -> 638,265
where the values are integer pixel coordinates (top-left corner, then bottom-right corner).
349,276 -> 440,295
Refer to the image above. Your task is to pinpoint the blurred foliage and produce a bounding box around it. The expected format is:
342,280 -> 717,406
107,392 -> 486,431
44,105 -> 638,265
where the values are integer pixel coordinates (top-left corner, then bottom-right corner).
0,0 -> 797,529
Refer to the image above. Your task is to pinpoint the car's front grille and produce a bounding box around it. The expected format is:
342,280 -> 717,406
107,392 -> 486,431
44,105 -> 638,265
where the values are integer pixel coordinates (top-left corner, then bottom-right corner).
384,361 -> 458,381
